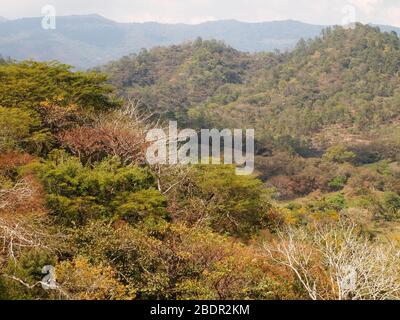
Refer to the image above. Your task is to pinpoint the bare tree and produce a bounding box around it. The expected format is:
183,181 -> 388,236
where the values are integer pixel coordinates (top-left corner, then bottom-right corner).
0,178 -> 33,210
264,221 -> 400,300
0,213 -> 70,298
0,216 -> 53,263
58,99 -> 160,166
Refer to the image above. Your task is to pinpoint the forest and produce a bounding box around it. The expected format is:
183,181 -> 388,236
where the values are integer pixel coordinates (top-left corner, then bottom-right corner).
1,24 -> 400,300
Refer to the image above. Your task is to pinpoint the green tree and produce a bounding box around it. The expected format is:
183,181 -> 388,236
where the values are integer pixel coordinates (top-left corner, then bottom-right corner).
0,107 -> 40,151
323,145 -> 356,164
168,164 -> 272,238
34,155 -> 167,226
0,61 -> 121,111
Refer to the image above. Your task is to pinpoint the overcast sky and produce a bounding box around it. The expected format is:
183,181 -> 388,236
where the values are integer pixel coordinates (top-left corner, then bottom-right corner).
1,0 -> 400,26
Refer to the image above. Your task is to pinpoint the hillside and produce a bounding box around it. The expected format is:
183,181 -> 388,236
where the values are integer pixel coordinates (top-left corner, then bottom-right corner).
102,39 -> 267,121
1,23 -> 400,300
105,24 -> 400,140
104,24 -> 400,219
2,14 -> 400,68
189,24 -> 400,144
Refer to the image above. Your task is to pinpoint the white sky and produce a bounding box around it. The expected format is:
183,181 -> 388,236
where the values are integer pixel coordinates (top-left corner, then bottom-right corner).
1,0 -> 400,26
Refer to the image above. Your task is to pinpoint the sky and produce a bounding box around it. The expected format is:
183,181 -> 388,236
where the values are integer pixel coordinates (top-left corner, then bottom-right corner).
1,0 -> 400,26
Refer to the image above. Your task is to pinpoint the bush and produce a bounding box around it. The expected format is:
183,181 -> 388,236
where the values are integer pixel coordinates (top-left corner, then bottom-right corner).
308,193 -> 346,212
328,176 -> 348,191
383,192 -> 400,220
167,164 -> 272,238
323,145 -> 356,164
0,107 -> 40,151
36,155 -> 167,226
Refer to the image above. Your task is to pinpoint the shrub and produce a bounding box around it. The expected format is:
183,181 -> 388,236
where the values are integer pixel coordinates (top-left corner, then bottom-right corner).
323,145 -> 356,164
0,107 -> 40,151
36,155 -> 167,226
56,257 -> 134,300
166,164 -> 272,238
383,192 -> 400,220
328,176 -> 348,191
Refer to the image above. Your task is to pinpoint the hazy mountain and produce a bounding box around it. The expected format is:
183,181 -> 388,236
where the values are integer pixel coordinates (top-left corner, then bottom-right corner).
0,17 -> 7,22
1,14 -> 400,68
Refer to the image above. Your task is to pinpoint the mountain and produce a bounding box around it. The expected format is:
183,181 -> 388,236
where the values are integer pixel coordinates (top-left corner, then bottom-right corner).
0,17 -> 7,22
101,38 -> 259,121
0,15 -> 326,68
104,24 -> 400,159
0,14 -> 391,68
0,15 -> 121,68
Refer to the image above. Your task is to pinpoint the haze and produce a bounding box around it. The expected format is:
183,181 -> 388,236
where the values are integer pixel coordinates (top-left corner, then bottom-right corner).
1,0 -> 400,26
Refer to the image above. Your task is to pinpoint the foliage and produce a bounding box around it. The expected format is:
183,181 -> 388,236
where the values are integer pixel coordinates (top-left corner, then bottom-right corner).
0,107 -> 40,151
382,192 -> 400,220
323,145 -> 356,164
0,249 -> 56,300
70,221 -> 294,300
35,155 -> 167,226
56,257 -> 135,300
166,164 -> 272,238
0,61 -> 120,111
2,24 -> 400,301
328,176 -> 348,191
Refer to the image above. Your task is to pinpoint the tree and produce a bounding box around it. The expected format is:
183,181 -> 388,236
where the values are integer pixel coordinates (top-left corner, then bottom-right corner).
0,107 -> 40,151
382,192 -> 400,219
0,61 -> 121,111
36,155 -> 167,226
265,221 -> 400,300
58,103 -> 151,165
164,164 -> 272,238
323,145 -> 356,164
70,221 -> 294,300
56,257 -> 134,300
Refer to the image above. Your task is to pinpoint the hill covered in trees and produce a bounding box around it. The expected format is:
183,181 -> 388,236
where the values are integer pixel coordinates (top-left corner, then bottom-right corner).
104,24 -> 400,154
106,25 -> 398,122
104,24 -> 400,235
190,24 -> 400,139
1,24 -> 400,300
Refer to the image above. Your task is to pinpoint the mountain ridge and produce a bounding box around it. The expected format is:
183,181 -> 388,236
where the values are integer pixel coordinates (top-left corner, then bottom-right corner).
1,14 -> 400,68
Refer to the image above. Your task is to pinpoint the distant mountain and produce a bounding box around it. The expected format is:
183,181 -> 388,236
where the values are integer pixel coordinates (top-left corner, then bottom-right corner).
1,14 -> 400,68
0,17 -> 7,22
